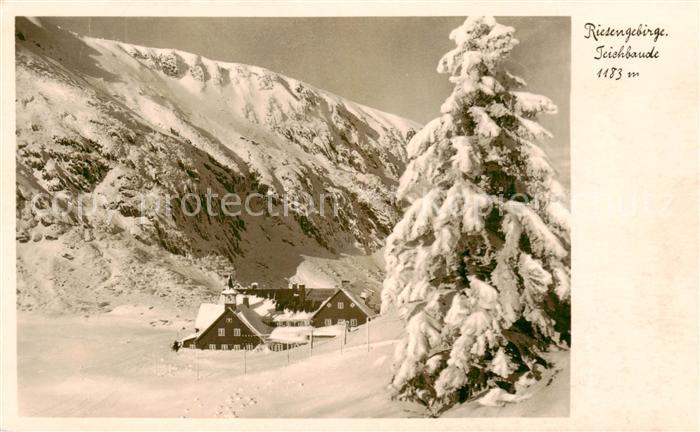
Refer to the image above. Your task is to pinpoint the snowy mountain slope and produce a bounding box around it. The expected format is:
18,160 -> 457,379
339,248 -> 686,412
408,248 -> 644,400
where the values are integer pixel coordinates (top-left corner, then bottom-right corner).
14,17 -> 419,309
16,229 -> 233,315
290,249 -> 386,310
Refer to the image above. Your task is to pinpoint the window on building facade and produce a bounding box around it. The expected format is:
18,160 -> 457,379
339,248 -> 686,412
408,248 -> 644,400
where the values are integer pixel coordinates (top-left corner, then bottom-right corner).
326,302 -> 331,308
324,318 -> 332,326
246,344 -> 253,350
221,344 -> 229,350
338,318 -> 346,325
350,319 -> 358,327
338,302 -> 344,309
234,344 -> 240,350
218,328 -> 225,336
226,317 -> 232,323
350,303 -> 355,308
233,328 -> 241,336
208,344 -> 216,350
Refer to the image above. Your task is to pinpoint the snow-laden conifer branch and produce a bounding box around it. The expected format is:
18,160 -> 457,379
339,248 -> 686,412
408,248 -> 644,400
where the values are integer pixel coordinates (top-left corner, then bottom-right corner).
381,16 -> 570,411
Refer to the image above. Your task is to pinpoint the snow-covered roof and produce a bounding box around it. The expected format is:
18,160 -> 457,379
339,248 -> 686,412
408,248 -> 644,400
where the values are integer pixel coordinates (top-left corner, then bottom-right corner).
236,305 -> 273,337
217,293 -> 276,314
305,288 -> 336,303
247,296 -> 276,316
313,287 -> 376,319
268,326 -> 313,343
194,303 -> 225,331
312,325 -> 345,337
192,302 -> 272,340
340,287 -> 376,317
273,310 -> 314,322
180,333 -> 197,343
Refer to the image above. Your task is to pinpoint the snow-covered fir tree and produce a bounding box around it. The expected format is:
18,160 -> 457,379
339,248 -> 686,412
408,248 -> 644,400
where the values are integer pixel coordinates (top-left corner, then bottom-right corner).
381,16 -> 571,413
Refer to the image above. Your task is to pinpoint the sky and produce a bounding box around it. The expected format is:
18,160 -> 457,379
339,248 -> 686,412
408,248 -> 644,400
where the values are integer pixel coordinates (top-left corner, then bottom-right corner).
47,16 -> 570,189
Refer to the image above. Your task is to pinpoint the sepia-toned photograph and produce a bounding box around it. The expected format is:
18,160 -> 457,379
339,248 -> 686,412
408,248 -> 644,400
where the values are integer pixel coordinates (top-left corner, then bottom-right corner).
16,7 -> 686,422
11,15 -> 573,419
2,0 -> 699,430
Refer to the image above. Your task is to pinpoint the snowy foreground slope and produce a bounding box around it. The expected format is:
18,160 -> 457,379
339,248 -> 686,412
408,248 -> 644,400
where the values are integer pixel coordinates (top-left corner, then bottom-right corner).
15,17 -> 418,312
18,308 -> 568,417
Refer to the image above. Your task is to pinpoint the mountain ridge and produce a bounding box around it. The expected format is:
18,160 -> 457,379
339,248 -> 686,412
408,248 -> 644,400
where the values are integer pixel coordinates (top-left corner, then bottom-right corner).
15,17 -> 418,312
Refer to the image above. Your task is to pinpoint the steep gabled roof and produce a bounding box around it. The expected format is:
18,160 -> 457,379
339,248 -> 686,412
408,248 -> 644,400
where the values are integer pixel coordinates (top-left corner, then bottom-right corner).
340,287 -> 377,317
193,302 -> 271,340
312,287 -> 377,319
194,303 -> 225,332
180,332 -> 197,343
313,290 -> 338,314
305,288 -> 337,303
249,296 -> 277,317
236,304 -> 273,337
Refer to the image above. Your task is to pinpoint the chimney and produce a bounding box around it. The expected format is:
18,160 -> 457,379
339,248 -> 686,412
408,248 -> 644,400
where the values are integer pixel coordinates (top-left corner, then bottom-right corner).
341,280 -> 350,288
242,296 -> 250,308
299,284 -> 306,304
251,282 -> 258,290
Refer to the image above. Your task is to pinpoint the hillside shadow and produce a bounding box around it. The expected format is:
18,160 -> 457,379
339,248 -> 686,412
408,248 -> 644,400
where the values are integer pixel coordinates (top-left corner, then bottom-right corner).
16,17 -> 120,83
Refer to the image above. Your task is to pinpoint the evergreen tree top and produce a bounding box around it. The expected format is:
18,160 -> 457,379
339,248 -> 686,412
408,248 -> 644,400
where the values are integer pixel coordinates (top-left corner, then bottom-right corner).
381,16 -> 571,412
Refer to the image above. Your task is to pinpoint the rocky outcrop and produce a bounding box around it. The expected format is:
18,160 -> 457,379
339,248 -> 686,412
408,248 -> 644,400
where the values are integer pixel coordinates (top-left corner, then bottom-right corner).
15,17 -> 419,289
